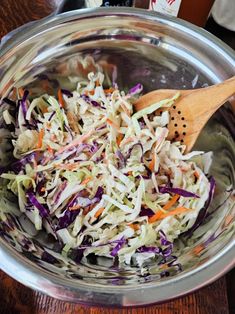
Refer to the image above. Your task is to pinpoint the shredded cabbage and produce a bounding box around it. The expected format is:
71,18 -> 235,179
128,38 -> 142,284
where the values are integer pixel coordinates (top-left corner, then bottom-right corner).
0,71 -> 213,270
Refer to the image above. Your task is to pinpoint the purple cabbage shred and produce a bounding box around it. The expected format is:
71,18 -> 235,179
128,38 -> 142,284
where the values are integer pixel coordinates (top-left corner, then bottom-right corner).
110,237 -> 126,257
137,246 -> 160,253
181,176 -> 216,238
19,90 -> 29,119
139,207 -> 155,217
94,186 -> 104,200
42,251 -> 58,264
128,83 -> 143,95
27,191 -> 49,218
61,89 -> 73,97
159,186 -> 199,198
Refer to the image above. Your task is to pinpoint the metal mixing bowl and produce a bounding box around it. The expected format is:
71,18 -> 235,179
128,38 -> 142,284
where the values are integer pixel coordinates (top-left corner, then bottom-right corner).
0,8 -> 234,307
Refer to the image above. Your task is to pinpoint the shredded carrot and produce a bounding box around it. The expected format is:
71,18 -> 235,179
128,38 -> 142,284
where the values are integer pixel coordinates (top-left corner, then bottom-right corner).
83,204 -> 95,215
104,88 -> 114,94
18,88 -> 24,98
155,207 -> 191,221
116,134 -> 124,147
56,163 -> 79,171
106,118 -> 120,131
163,194 -> 180,211
41,106 -> 48,114
47,146 -> 54,155
37,129 -> 44,149
95,80 -> 100,87
224,214 -> 233,227
120,102 -> 131,117
193,244 -> 204,256
160,264 -> 168,270
69,204 -> 81,211
194,171 -> 200,179
41,187 -> 46,192
128,223 -> 140,231
94,207 -> 105,218
58,89 -> 65,108
56,130 -> 93,155
128,171 -> 133,176
121,137 -> 135,146
148,195 -> 180,223
148,154 -> 155,172
81,177 -> 92,185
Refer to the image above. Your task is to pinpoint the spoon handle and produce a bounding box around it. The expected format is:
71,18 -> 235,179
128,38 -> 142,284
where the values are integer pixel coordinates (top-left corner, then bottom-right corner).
188,76 -> 235,119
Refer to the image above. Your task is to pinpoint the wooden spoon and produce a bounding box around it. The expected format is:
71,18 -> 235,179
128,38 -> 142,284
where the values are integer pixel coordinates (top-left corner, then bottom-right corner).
134,76 -> 235,153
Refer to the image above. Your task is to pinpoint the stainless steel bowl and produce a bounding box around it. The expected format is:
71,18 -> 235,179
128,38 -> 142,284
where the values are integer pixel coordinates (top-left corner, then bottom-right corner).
0,8 -> 234,307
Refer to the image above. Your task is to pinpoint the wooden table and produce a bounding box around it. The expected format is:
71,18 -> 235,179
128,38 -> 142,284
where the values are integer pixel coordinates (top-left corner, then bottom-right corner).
0,1 -> 234,313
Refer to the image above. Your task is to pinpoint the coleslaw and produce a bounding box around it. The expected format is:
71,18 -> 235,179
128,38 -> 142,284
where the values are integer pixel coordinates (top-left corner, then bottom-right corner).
0,69 -> 215,270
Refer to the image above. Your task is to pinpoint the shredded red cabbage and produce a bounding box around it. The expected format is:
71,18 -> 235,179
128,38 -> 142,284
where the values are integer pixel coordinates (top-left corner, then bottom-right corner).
159,186 -> 199,198
61,89 -> 73,97
56,209 -> 80,230
11,152 -> 36,174
54,182 -> 67,204
42,251 -> 58,264
110,237 -> 126,257
181,176 -> 216,238
94,186 -> 104,200
128,83 -> 143,95
20,90 -> 29,119
69,248 -> 85,264
137,246 -> 160,253
139,207 -> 155,217
116,150 -> 126,168
125,142 -> 144,162
27,191 -> 49,218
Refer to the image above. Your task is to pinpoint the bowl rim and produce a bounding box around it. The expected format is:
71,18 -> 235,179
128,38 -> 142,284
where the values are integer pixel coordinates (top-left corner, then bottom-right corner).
0,7 -> 234,306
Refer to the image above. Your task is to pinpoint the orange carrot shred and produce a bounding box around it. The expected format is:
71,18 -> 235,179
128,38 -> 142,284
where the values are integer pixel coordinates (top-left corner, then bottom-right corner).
47,146 -> 54,154
95,207 -> 105,218
81,177 -> 92,185
151,207 -> 191,223
56,130 -> 93,155
69,205 -> 81,211
18,88 -> 24,98
58,89 -> 65,108
41,187 -> 46,192
106,118 -> 120,131
148,195 -> 180,223
56,163 -> 78,171
224,214 -> 233,227
128,223 -> 140,231
37,129 -> 44,149
193,244 -> 204,255
121,137 -> 135,146
148,155 -> 155,172
104,88 -> 114,94
83,205 -> 93,215
194,171 -> 200,179
163,194 -> 180,211
116,134 -> 124,147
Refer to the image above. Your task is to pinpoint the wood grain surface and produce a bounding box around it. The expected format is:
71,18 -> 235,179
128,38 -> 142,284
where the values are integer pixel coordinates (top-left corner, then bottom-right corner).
0,270 -> 230,314
0,1 -> 234,313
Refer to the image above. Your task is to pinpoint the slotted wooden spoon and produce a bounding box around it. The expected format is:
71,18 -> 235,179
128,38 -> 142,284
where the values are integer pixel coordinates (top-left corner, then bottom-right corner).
134,76 -> 235,153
